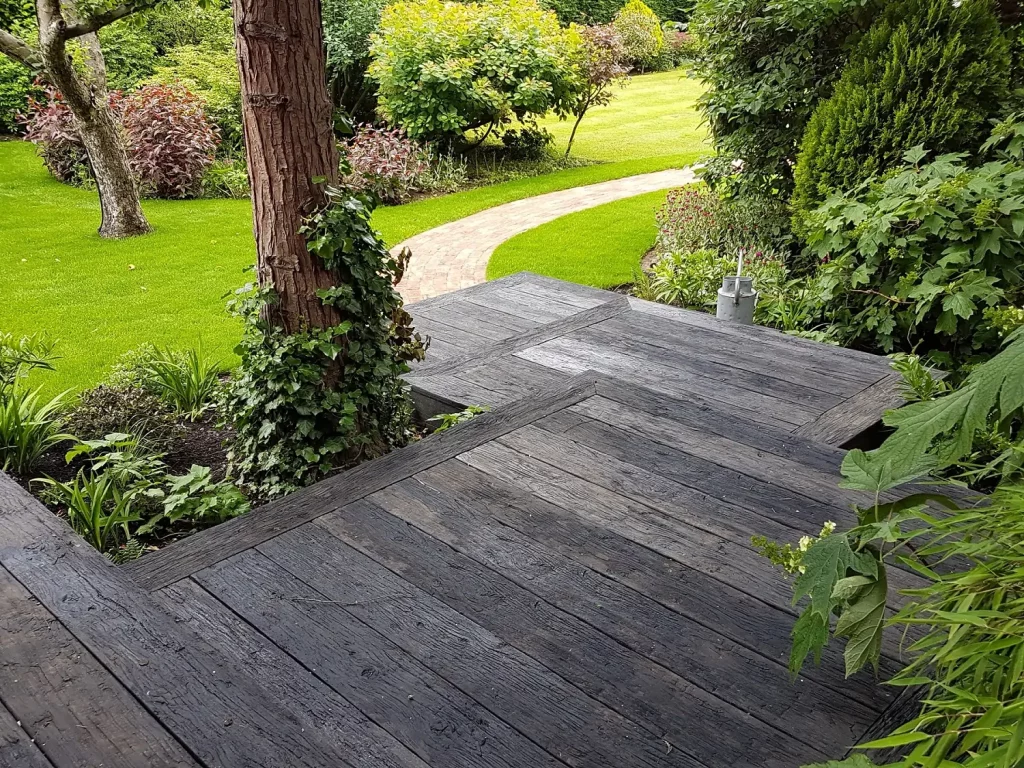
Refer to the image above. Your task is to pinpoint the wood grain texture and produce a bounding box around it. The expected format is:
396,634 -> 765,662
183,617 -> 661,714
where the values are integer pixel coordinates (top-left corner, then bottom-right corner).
0,474 -> 354,768
125,373 -> 599,592
0,566 -> 197,768
410,295 -> 629,378
156,579 -> 429,768
259,524 -> 697,768
194,549 -> 566,768
794,372 -> 906,447
411,459 -> 900,709
316,499 -> 825,768
364,474 -> 881,749
0,700 -> 52,768
406,272 -> 533,313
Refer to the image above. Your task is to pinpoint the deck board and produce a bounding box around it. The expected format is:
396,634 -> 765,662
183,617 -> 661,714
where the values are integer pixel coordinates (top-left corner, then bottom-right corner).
316,499 -> 823,768
3,276 -> 926,768
406,274 -> 901,446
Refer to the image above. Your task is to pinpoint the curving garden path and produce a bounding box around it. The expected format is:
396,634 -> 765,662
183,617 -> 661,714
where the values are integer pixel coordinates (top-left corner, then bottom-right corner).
395,167 -> 697,303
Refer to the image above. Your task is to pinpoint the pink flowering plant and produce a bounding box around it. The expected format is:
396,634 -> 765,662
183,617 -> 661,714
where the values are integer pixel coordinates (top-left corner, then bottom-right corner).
342,124 -> 428,204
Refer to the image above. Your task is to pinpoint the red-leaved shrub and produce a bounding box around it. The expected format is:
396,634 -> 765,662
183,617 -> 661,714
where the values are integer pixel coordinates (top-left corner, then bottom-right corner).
342,125 -> 426,204
22,84 -> 219,199
115,84 -> 220,199
21,87 -> 91,185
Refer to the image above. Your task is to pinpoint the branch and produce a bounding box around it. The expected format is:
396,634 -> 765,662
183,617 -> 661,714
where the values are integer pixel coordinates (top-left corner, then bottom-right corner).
63,0 -> 159,39
0,28 -> 41,70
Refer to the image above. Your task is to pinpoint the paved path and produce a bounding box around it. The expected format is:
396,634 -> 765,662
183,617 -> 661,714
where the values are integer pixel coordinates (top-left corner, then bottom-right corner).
395,167 -> 697,303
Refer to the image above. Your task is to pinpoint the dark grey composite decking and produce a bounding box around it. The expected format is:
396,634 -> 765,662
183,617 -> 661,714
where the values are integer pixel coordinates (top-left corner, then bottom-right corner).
405,273 -> 904,447
1,276 -> 916,768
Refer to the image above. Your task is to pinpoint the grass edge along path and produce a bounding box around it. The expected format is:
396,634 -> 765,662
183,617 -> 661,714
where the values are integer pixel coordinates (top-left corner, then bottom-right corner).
487,189 -> 671,288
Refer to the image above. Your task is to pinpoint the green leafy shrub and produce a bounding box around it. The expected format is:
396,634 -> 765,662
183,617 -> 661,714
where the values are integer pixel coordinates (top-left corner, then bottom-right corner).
500,126 -> 554,160
0,333 -> 71,476
140,346 -> 223,420
37,470 -> 141,553
142,0 -> 234,54
368,0 -> 582,141
791,0 -> 1011,217
689,0 -> 879,196
764,330 -> 1024,766
324,0 -> 387,122
612,0 -> 664,70
98,22 -> 159,91
222,187 -> 426,500
801,145 -> 1024,365
655,184 -> 792,258
0,55 -> 38,134
138,464 -> 249,535
541,0 -> 680,25
201,158 -> 250,199
433,405 -> 490,432
148,44 -> 243,156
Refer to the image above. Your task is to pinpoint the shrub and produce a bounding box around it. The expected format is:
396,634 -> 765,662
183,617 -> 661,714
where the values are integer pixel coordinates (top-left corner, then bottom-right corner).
201,158 -> 250,198
689,0 -> 880,196
500,126 -> 554,160
341,125 -> 428,203
222,187 -> 426,501
148,44 -> 243,156
0,55 -> 38,134
66,385 -> 182,446
801,143 -> 1024,365
139,346 -> 223,420
655,184 -> 792,258
115,84 -> 220,198
542,0 -> 681,25
0,332 -> 71,476
37,470 -> 141,553
369,0 -> 582,141
21,88 -> 91,185
613,0 -> 665,70
792,0 -> 1011,218
324,0 -> 387,122
142,0 -> 235,54
138,464 -> 249,535
98,22 -> 159,91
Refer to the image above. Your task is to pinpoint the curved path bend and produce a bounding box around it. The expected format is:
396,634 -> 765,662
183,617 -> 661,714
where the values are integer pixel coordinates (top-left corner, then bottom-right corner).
395,167 -> 697,303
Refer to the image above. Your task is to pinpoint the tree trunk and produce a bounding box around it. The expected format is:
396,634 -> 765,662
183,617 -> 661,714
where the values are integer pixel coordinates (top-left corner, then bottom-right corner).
36,2 -> 150,239
232,0 -> 341,334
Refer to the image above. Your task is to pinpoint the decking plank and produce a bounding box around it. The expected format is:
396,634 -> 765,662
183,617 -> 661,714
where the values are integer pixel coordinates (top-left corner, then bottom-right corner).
365,474 -> 881,748
0,474 -> 355,768
156,579 -> 429,768
503,279 -> 611,310
259,524 -> 699,768
0,699 -> 53,768
194,549 -> 566,768
411,459 -> 900,709
515,337 -> 814,430
0,566 -> 197,768
571,323 -> 847,410
410,296 -> 628,378
412,304 -> 530,340
626,296 -> 892,376
124,373 -> 598,592
466,286 -> 578,323
595,311 -> 873,395
317,499 -> 824,768
795,373 -> 905,447
413,317 -> 495,352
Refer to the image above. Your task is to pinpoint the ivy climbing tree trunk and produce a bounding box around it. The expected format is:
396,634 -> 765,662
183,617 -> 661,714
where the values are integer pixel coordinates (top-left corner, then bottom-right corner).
34,0 -> 150,238
232,0 -> 342,334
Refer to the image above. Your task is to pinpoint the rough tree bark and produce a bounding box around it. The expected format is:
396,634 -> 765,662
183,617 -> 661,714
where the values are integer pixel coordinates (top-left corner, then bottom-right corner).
232,0 -> 342,334
34,0 -> 151,238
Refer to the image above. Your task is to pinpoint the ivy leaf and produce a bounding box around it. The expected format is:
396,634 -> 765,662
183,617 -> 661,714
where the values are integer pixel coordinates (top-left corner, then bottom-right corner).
942,291 -> 976,320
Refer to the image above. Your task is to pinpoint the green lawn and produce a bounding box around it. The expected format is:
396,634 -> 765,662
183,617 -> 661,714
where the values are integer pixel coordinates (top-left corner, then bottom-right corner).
536,70 -> 706,161
487,190 -> 668,287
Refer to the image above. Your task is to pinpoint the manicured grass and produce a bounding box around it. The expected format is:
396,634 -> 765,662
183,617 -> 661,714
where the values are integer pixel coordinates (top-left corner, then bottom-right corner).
536,70 -> 707,161
0,142 -> 699,394
487,190 -> 668,288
